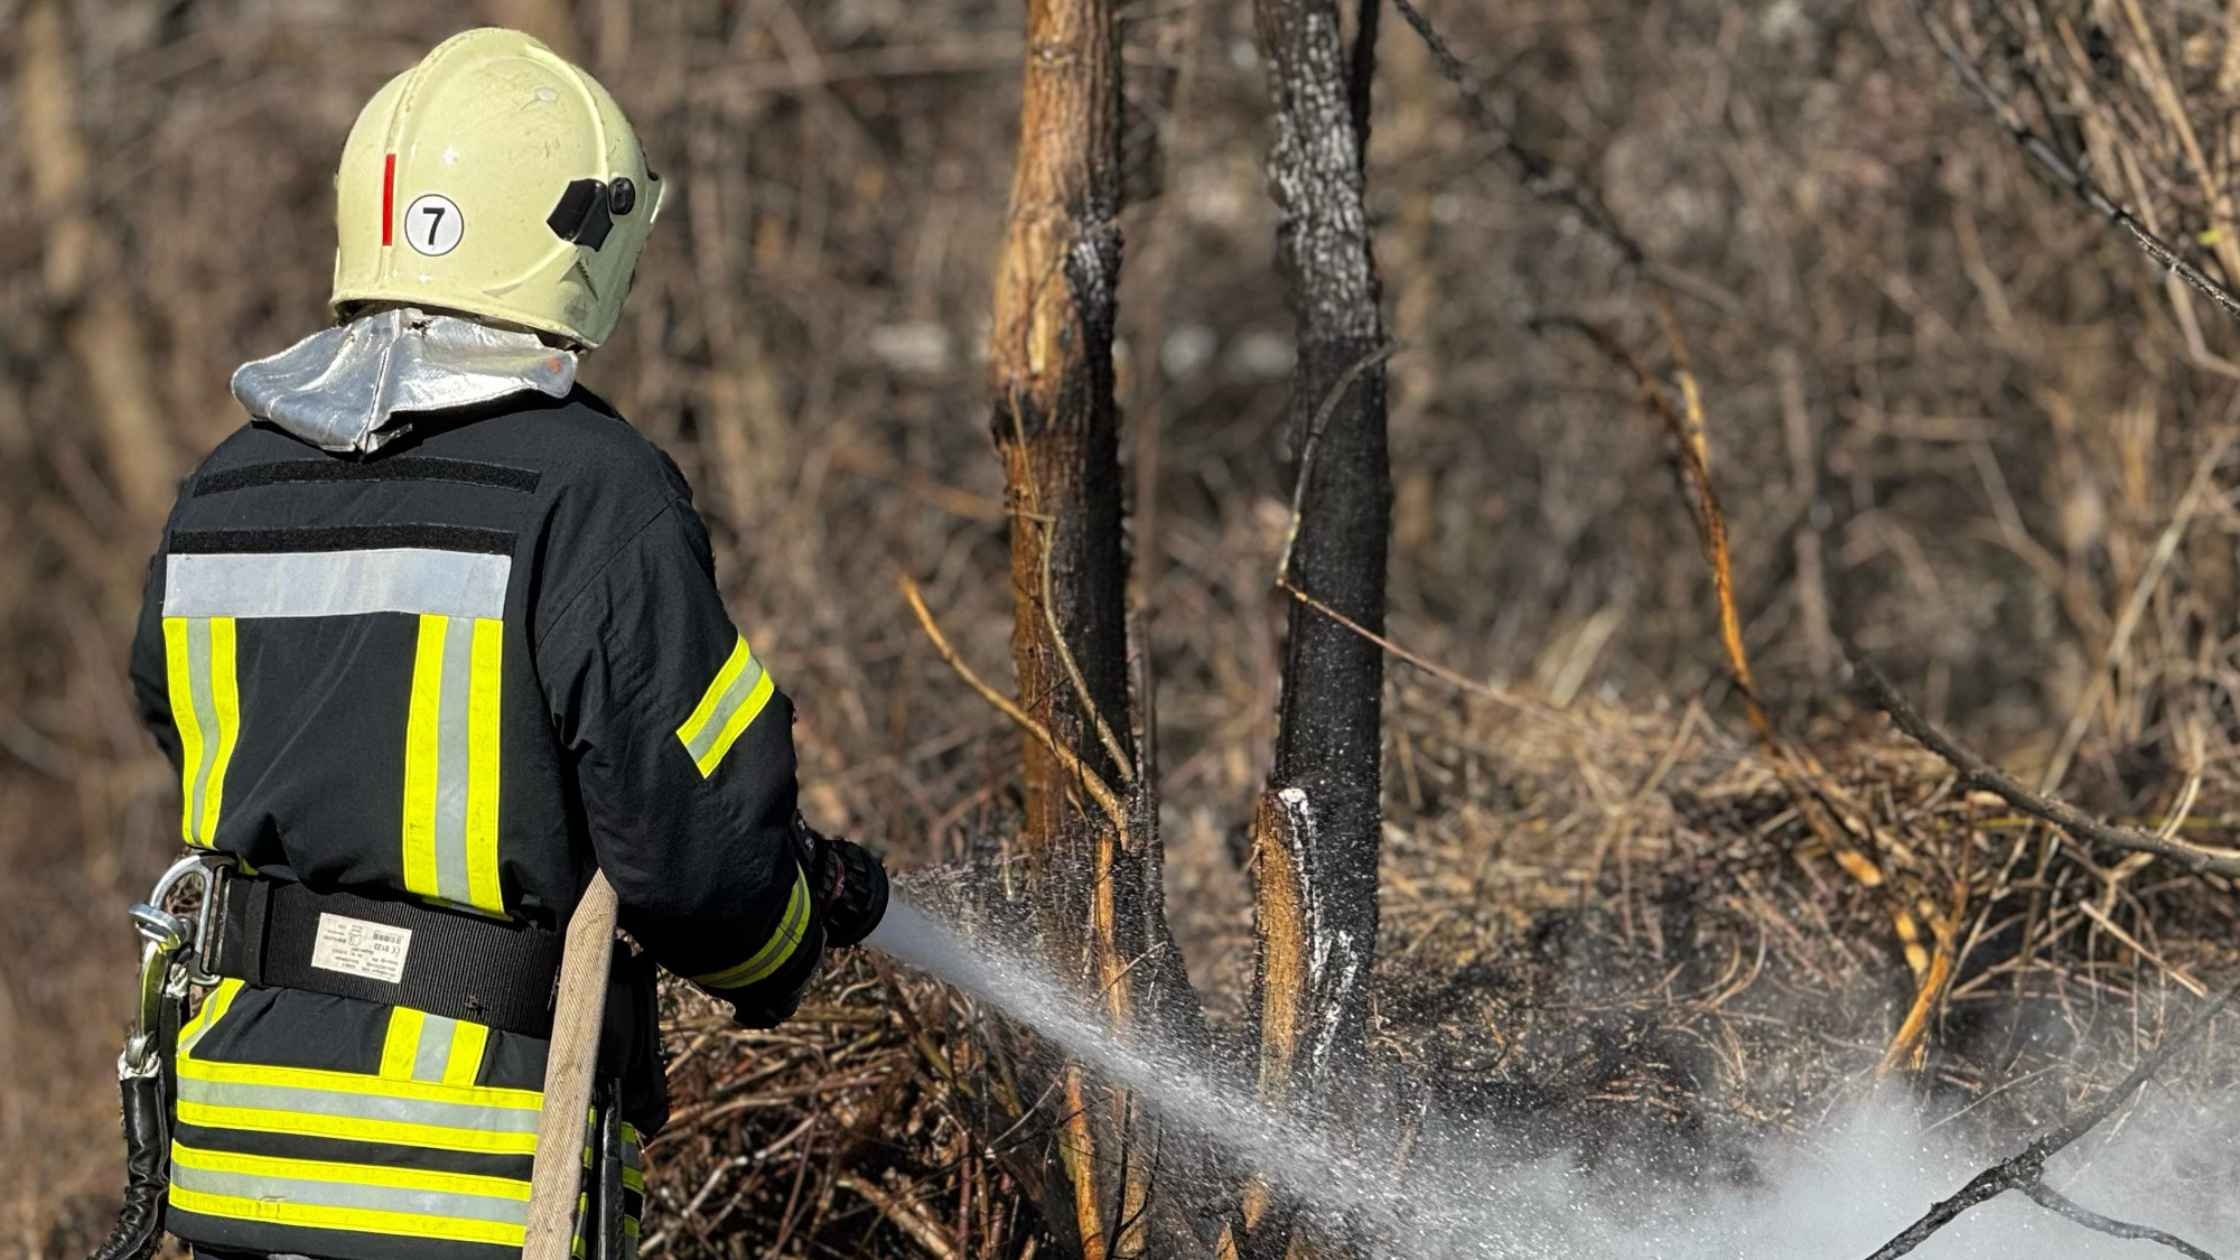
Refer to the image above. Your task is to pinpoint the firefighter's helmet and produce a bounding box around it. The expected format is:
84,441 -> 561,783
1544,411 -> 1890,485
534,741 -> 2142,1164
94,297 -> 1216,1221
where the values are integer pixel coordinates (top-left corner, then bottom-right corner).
331,28 -> 663,350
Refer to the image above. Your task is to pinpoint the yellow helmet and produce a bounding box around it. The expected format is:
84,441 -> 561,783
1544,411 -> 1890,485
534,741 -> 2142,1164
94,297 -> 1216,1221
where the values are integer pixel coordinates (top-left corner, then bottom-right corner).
331,28 -> 663,349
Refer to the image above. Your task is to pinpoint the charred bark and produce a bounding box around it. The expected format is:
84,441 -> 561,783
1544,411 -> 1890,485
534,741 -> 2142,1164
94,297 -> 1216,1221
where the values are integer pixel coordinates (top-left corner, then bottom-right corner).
1241,0 -> 1391,1254
986,0 -> 1209,1254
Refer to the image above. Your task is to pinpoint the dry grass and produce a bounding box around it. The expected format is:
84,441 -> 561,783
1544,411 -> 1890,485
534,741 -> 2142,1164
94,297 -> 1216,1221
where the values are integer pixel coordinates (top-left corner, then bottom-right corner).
8,0 -> 2240,1256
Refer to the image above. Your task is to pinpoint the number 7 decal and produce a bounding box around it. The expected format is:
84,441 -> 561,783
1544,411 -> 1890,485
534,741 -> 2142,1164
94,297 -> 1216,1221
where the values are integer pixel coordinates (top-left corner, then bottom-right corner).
403,193 -> 464,257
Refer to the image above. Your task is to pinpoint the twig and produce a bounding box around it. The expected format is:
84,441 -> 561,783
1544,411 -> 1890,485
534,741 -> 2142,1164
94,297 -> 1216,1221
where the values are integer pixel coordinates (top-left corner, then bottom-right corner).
1276,580 -> 1579,728
837,1173 -> 962,1260
1875,877 -> 1967,1077
1380,3 -> 1793,763
1532,307 -> 1772,743
899,576 -> 1130,838
1906,0 -> 2240,324
1851,656 -> 2240,878
2075,900 -> 2208,998
1004,372 -> 1136,792
1384,0 -> 1644,267
1275,339 -> 1402,586
1863,982 -> 2238,1258
1041,522 -> 1136,785
2019,1181 -> 2217,1260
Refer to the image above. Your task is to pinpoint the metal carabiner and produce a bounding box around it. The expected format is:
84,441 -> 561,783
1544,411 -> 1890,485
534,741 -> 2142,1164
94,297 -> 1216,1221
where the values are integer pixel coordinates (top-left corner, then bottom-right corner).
120,853 -> 233,1075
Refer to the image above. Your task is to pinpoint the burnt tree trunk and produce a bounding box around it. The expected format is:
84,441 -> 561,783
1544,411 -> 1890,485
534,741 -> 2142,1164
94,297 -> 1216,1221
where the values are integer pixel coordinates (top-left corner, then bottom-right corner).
986,0 -> 1209,1254
1239,0 -> 1391,1254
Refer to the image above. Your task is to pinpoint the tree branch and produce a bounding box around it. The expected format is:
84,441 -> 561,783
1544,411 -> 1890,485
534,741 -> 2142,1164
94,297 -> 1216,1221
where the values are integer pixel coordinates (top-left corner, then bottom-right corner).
2019,1182 -> 2217,1260
1385,0 -> 1645,267
1849,655 -> 2240,877
1905,0 -> 2240,324
1863,981 -> 2238,1259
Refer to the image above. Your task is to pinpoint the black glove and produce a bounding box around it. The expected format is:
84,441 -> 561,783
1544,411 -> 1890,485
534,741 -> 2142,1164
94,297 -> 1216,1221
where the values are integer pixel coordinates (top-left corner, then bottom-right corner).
806,828 -> 889,949
722,931 -> 819,1030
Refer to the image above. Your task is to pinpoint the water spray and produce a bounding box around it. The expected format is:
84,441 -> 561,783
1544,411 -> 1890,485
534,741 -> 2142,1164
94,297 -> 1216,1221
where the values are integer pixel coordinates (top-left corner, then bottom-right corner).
863,896 -> 2240,1260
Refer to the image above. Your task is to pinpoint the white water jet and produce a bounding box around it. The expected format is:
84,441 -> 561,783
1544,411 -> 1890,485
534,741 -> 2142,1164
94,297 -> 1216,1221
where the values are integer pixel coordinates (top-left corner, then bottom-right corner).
866,900 -> 1406,1223
866,897 -> 2240,1259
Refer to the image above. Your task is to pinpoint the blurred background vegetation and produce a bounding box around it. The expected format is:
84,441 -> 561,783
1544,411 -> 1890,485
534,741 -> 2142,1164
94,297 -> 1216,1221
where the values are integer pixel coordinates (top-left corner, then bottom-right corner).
5,0 -> 2238,1254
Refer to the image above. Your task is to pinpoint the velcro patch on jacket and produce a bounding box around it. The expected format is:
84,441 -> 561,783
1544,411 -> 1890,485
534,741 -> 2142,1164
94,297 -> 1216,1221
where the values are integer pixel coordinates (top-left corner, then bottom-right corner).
194,457 -> 542,498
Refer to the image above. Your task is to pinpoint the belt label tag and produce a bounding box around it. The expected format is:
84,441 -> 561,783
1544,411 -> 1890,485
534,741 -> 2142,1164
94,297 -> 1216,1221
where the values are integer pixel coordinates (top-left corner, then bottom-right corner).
310,912 -> 412,984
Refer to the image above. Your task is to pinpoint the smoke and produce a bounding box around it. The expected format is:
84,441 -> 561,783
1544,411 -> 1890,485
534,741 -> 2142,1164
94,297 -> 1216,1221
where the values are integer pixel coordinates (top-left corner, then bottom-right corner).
1396,1089 -> 2240,1258
870,897 -> 2240,1259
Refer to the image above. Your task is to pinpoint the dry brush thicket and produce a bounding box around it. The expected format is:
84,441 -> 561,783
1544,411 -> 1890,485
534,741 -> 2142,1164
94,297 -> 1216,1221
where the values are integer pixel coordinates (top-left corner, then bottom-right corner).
5,0 -> 2240,1256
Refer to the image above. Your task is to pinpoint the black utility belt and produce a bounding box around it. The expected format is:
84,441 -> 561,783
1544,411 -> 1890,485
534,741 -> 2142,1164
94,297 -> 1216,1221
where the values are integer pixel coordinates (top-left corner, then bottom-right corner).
213,878 -> 563,1039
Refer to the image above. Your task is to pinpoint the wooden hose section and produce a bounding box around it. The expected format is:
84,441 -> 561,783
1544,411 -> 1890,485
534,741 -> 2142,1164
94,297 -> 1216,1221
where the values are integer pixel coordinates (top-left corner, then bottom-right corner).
523,872 -> 619,1260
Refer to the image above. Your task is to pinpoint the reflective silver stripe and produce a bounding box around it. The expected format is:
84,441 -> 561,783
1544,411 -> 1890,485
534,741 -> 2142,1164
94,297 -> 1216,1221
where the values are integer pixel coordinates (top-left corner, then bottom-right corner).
414,1016 -> 458,1083
681,652 -> 766,768
165,549 -> 510,620
176,1075 -> 543,1135
434,624 -> 475,905
170,1161 -> 529,1226
184,618 -> 220,837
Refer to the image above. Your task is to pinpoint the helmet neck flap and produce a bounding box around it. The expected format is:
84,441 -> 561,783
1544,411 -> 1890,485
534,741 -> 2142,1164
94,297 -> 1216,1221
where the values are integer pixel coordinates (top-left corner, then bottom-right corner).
231,307 -> 576,455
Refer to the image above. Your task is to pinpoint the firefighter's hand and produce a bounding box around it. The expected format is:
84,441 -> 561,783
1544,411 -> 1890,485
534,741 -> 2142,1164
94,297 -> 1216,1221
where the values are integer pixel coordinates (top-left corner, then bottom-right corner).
725,975 -> 812,1030
808,832 -> 889,949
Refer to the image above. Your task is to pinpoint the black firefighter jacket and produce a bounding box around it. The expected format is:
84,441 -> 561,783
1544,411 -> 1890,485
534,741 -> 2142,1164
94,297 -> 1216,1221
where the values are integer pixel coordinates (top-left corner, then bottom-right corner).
128,387 -> 821,1260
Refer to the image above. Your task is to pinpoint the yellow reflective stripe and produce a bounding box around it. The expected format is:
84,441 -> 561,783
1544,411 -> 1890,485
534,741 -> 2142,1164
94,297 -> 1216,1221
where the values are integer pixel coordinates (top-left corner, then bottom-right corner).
624,1166 -> 645,1193
163,617 -> 208,846
164,617 -> 242,847
676,633 -> 777,777
696,669 -> 776,777
177,1050 -> 541,1111
379,1009 -> 425,1080
676,635 -> 752,751
204,617 -> 241,844
688,867 -> 810,989
444,1020 -> 489,1088
168,1186 -> 526,1248
171,1142 -> 530,1202
464,618 -> 504,913
402,614 -> 448,898
179,978 -> 244,1055
174,1100 -> 538,1157
203,977 -> 244,1029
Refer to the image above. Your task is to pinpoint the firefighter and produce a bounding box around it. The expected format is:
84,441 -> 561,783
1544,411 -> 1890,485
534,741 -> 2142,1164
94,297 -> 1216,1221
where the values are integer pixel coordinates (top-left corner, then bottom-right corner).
122,28 -> 888,1259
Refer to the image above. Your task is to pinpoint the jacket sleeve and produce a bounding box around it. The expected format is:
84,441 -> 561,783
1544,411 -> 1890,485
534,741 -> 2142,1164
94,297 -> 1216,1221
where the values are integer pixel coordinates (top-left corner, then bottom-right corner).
130,542 -> 184,772
536,497 -> 822,1023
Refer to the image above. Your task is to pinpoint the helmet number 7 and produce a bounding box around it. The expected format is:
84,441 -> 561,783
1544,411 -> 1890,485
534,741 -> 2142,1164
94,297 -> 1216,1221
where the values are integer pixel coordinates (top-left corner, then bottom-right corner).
404,194 -> 465,257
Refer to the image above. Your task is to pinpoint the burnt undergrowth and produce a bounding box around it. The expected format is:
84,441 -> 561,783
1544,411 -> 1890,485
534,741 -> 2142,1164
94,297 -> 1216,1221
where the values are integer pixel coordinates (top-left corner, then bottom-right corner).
631,683 -> 2240,1255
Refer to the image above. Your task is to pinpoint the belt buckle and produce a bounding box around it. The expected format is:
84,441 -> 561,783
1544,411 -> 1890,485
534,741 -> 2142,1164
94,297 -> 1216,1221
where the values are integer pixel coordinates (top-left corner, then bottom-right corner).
140,851 -> 234,987
184,854 -> 233,986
